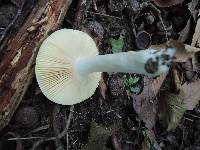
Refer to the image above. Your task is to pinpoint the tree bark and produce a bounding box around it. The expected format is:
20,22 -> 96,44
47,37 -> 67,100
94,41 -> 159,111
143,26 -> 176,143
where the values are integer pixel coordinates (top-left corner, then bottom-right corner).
0,0 -> 72,130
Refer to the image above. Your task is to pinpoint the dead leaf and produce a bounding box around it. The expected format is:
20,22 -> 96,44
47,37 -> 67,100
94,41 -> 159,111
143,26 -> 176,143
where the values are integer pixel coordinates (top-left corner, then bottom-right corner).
188,0 -> 199,22
178,17 -> 192,43
142,129 -> 161,150
182,59 -> 197,80
185,44 -> 200,52
132,74 -> 167,129
171,64 -> 183,92
167,39 -> 191,62
158,92 -> 186,131
192,51 -> 200,71
158,80 -> 200,131
151,40 -> 200,62
152,73 -> 168,95
191,11 -> 200,47
179,79 -> 200,110
99,76 -> 107,99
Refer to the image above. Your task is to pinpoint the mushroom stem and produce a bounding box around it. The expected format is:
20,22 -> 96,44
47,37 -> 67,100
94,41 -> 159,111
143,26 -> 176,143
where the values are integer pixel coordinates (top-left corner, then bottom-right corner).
75,48 -> 175,77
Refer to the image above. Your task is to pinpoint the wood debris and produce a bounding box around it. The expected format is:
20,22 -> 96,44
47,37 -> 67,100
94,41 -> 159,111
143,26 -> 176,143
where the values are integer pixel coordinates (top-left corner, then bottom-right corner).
0,0 -> 72,130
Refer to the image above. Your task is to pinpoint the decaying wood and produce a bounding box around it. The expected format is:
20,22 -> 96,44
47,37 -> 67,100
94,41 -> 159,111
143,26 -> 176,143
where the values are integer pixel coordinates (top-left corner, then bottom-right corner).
0,0 -> 72,130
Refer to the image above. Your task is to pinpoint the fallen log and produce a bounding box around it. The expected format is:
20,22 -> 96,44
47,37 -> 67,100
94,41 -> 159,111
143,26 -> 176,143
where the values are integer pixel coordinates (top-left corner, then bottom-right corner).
0,0 -> 72,130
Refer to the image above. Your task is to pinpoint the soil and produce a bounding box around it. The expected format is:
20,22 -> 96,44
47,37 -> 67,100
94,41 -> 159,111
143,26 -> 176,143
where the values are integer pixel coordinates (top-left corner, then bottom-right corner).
0,0 -> 200,150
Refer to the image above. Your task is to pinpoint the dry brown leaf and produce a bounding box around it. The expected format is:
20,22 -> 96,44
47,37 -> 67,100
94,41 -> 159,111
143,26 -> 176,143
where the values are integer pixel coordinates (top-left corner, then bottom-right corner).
167,39 -> 190,62
185,44 -> 200,52
151,40 -> 200,62
191,11 -> 200,47
179,79 -> 200,110
192,51 -> 200,71
99,76 -> 107,99
171,64 -> 183,92
132,74 -> 167,129
188,0 -> 199,22
178,17 -> 192,43
142,129 -> 161,150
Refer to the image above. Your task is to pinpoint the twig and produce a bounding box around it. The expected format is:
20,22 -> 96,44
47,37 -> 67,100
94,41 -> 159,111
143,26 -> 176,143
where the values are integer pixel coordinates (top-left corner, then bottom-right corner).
180,127 -> 185,150
184,117 -> 193,122
158,14 -> 169,41
31,105 -> 74,150
66,133 -> 69,150
84,10 -> 122,20
5,132 -> 23,150
92,0 -> 97,11
185,112 -> 200,119
27,125 -> 50,134
52,105 -> 63,149
8,136 -> 47,140
64,107 -> 69,150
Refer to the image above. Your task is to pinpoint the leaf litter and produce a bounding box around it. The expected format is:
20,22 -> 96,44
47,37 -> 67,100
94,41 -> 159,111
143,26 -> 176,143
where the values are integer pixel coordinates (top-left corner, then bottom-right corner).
131,74 -> 167,129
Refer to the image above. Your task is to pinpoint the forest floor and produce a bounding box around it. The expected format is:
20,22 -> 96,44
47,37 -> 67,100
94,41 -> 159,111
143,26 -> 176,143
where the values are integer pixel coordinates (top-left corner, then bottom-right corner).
1,0 -> 200,150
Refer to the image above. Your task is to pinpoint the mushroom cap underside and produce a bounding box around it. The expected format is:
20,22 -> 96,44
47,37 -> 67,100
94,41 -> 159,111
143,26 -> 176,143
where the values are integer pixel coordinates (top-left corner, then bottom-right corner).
35,29 -> 101,105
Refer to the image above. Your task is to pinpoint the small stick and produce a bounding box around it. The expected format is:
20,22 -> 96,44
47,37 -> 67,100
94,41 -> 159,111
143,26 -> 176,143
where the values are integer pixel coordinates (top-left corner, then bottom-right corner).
92,0 -> 98,11
84,10 -> 122,20
27,125 -> 50,134
5,132 -> 23,150
30,105 -> 74,150
52,105 -> 63,149
158,14 -> 169,41
66,133 -> 69,150
8,136 -> 47,140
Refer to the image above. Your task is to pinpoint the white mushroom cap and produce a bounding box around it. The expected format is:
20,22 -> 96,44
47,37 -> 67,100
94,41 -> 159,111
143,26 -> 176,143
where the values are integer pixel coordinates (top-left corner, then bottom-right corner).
35,29 -> 101,105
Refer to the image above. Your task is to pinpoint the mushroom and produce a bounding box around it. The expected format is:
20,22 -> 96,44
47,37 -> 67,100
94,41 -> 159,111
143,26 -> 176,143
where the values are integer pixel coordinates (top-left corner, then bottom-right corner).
35,29 -> 175,105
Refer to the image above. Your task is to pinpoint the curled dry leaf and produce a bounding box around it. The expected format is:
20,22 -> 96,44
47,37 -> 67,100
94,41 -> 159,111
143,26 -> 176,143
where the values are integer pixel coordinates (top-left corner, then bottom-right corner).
151,40 -> 200,62
179,79 -> 200,110
188,0 -> 199,22
171,64 -> 183,92
178,17 -> 192,43
132,74 -> 167,129
158,80 -> 200,131
182,59 -> 196,81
